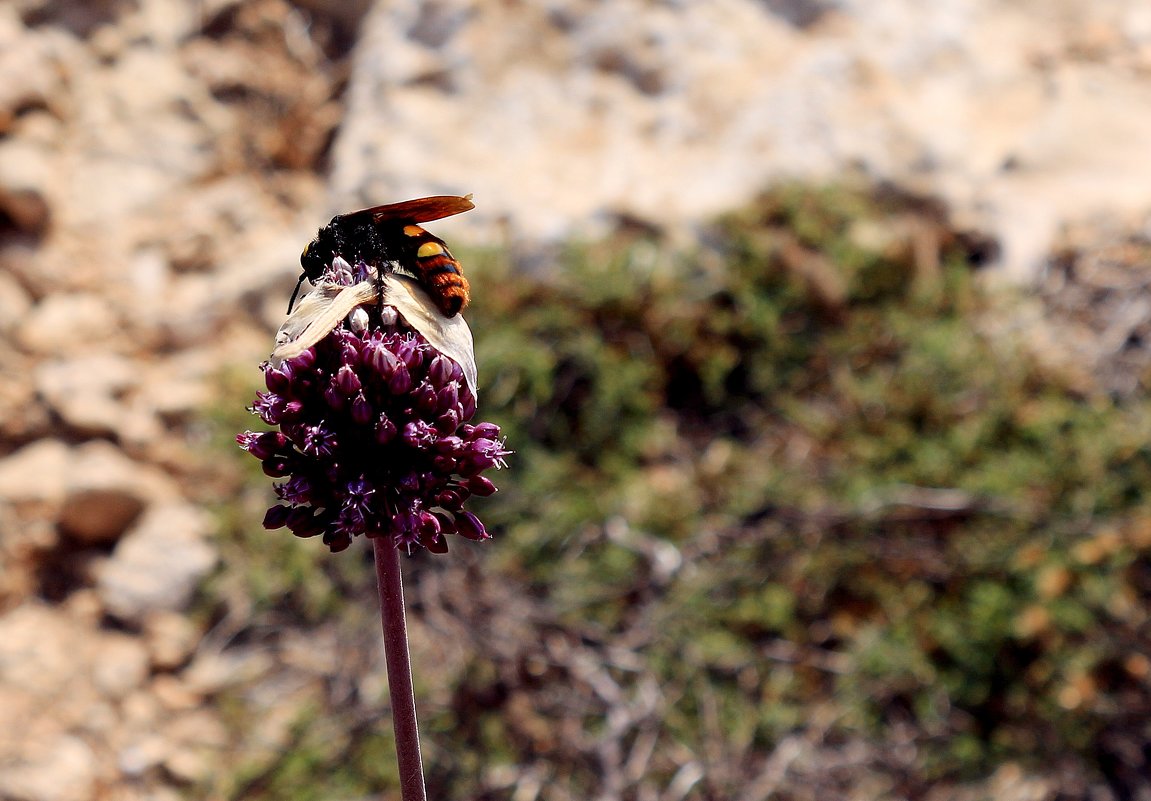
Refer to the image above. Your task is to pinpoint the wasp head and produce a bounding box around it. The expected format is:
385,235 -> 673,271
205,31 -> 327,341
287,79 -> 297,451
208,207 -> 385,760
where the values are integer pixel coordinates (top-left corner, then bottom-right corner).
300,237 -> 333,283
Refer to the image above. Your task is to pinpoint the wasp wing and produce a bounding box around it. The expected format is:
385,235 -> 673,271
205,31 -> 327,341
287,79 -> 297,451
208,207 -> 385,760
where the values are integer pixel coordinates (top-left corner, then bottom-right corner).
270,274 -> 478,400
383,274 -> 478,398
272,281 -> 377,363
352,194 -> 475,225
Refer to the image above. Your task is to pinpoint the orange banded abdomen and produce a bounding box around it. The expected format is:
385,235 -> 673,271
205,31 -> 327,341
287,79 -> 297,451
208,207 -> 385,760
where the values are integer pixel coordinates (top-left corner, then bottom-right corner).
402,224 -> 470,317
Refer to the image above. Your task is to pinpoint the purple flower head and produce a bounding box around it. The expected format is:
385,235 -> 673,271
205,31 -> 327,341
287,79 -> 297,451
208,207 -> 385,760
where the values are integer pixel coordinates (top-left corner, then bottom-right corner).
243,262 -> 507,553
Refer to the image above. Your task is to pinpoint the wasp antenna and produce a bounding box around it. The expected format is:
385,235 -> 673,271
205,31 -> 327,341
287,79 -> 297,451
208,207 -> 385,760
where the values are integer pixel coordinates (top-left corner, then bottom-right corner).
287,273 -> 308,314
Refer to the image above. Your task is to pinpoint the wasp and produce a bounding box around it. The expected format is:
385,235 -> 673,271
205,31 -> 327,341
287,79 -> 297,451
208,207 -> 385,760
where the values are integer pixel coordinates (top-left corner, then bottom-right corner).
294,194 -> 475,316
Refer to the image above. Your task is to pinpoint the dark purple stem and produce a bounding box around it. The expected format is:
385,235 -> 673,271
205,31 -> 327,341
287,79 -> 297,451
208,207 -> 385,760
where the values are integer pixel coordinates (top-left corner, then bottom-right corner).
373,537 -> 428,801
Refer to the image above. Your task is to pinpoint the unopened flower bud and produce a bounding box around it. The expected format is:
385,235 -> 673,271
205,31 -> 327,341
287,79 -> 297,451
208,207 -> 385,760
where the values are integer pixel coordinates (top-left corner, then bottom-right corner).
456,510 -> 490,541
242,431 -> 288,460
352,392 -> 374,425
460,388 -> 477,421
264,363 -> 293,395
348,306 -> 370,333
366,341 -> 401,377
262,457 -> 294,477
388,365 -> 413,395
376,414 -> 397,444
324,383 -> 347,411
437,382 -> 459,415
436,487 -> 468,508
414,381 -> 438,416
286,349 -> 316,372
464,475 -> 498,497
428,354 -> 454,386
263,505 -> 292,529
472,422 -> 501,440
395,337 -> 423,370
335,364 -> 362,396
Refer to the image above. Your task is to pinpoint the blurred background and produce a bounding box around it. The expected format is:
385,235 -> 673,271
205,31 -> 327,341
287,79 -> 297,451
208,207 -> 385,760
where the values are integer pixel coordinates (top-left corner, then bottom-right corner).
3,1 -> 1151,799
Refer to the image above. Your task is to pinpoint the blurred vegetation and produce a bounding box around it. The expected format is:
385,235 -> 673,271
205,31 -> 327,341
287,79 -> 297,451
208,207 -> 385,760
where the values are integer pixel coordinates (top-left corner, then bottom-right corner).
207,184 -> 1151,800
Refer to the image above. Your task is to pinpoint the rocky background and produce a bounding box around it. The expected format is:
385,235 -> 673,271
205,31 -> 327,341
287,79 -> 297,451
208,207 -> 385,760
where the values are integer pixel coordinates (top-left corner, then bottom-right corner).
3,1 -> 1151,800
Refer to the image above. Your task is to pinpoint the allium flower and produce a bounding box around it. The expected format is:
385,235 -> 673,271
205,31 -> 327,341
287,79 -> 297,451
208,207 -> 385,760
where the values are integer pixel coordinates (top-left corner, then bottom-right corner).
238,256 -> 509,553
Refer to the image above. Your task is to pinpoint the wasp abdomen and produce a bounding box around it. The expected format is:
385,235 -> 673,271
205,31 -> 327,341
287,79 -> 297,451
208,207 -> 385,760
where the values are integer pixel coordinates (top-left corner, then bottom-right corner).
403,225 -> 470,316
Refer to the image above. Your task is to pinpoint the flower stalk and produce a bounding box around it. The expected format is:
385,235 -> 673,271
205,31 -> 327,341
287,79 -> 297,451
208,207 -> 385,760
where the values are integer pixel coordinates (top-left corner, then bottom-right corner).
374,536 -> 427,801
239,251 -> 509,798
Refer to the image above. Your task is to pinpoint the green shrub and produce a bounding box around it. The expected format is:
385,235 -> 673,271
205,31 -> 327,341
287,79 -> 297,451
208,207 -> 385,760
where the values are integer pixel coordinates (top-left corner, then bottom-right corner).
211,183 -> 1151,798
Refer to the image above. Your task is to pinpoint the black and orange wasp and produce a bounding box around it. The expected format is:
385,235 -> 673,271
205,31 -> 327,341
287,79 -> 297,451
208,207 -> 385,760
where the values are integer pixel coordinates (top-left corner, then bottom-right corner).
294,194 -> 475,317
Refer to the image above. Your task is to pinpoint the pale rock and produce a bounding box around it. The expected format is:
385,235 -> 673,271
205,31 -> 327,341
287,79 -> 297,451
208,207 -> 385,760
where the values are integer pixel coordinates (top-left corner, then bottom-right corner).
76,699 -> 118,736
0,605 -> 148,744
17,294 -> 120,355
0,270 -> 32,333
63,44 -> 217,227
0,735 -> 98,801
0,7 -> 72,133
135,0 -> 201,48
0,350 -> 49,442
109,787 -> 183,801
0,137 -> 53,234
57,441 -> 178,544
134,352 -> 215,426
0,440 -> 177,546
62,588 -> 105,624
117,397 -> 166,453
165,709 -> 230,747
0,439 -> 72,506
143,375 -> 210,424
95,502 -> 217,623
181,647 -> 274,696
163,747 -> 211,784
0,603 -> 84,696
0,682 -> 44,759
35,354 -> 136,438
161,710 -> 229,783
150,674 -> 202,711
142,610 -> 201,670
90,634 -> 150,699
151,273 -> 229,350
121,688 -> 162,728
117,734 -> 170,778
331,0 -> 1151,281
